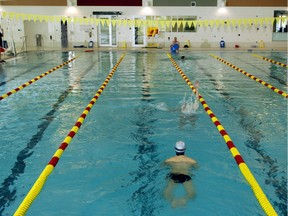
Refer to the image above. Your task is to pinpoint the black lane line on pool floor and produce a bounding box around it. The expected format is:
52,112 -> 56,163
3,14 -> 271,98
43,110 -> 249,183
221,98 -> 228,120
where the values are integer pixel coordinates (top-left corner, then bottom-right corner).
0,58 -> 55,86
195,60 -> 287,216
0,60 -> 98,214
128,67 -> 162,216
233,56 -> 287,86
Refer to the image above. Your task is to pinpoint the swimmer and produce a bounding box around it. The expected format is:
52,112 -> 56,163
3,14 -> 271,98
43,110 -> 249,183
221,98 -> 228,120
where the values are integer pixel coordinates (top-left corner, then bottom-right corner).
170,37 -> 180,54
180,81 -> 199,115
164,141 -> 197,207
181,56 -> 186,61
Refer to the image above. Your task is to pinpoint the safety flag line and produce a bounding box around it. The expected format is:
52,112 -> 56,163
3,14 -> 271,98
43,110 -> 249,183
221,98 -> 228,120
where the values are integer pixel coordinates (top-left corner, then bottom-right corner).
13,54 -> 125,216
210,54 -> 287,98
167,53 -> 277,216
252,54 -> 287,68
0,56 -> 79,101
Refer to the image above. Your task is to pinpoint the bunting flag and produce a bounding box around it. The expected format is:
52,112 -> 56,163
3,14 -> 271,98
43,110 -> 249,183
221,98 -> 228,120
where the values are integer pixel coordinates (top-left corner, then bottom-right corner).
182,20 -> 187,28
135,19 -> 140,27
122,19 -> 128,27
15,13 -> 21,21
159,20 -> 165,28
171,20 -> 177,28
0,11 -> 283,30
128,19 -> 134,27
165,20 -> 171,28
100,19 -> 106,26
176,20 -> 182,28
95,19 -> 100,26
61,17 -> 67,23
111,20 -> 117,27
154,20 -> 159,27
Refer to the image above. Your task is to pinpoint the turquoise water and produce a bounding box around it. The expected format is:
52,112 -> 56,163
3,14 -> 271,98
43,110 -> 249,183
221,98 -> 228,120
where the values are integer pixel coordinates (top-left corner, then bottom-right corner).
0,50 -> 287,216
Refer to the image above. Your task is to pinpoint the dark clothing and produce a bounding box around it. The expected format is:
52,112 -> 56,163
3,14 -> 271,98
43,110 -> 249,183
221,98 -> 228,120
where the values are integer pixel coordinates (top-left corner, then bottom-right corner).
168,173 -> 191,184
0,30 -> 3,47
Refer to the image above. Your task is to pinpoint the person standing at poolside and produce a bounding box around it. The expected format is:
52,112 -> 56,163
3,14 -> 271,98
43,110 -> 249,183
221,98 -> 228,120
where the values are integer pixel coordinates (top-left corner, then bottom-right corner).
164,141 -> 197,207
0,26 -> 4,63
170,37 -> 180,54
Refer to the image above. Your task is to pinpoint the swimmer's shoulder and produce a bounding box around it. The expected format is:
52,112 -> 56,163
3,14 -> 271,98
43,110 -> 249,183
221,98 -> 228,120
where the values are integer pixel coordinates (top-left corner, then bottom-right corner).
181,155 -> 197,164
165,155 -> 197,164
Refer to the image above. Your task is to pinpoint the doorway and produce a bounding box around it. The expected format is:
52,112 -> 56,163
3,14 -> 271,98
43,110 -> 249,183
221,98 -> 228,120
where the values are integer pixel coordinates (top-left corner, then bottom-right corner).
133,17 -> 146,47
99,16 -> 117,47
61,20 -> 68,48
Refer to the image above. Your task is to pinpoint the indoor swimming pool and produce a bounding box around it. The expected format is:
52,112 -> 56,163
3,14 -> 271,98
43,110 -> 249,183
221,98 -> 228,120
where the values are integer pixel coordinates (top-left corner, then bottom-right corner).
0,50 -> 287,216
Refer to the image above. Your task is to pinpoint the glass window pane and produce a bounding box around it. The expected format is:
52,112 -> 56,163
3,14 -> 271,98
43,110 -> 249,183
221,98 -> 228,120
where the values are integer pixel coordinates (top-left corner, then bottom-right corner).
172,16 -> 177,32
178,17 -> 184,32
183,16 -> 197,32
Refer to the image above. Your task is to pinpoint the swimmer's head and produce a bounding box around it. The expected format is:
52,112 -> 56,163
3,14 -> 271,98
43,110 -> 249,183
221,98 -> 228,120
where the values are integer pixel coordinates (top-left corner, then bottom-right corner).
175,141 -> 186,154
181,56 -> 185,60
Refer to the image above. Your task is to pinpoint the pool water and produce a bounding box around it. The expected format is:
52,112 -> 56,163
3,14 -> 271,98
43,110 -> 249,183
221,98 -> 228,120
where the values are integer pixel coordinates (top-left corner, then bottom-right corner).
0,50 -> 287,216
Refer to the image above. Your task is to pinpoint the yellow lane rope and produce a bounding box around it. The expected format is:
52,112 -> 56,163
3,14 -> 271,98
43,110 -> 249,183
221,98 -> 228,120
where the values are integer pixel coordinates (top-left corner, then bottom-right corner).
167,53 -> 277,216
0,56 -> 80,101
14,54 -> 125,216
252,54 -> 288,68
210,54 -> 287,98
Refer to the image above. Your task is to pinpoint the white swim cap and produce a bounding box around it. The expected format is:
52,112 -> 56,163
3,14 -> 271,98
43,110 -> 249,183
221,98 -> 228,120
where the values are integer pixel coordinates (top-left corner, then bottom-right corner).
175,141 -> 186,153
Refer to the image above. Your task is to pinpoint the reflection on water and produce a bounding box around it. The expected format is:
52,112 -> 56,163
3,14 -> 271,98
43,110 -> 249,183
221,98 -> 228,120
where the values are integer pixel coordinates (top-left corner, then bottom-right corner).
269,64 -> 287,86
238,106 -> 287,216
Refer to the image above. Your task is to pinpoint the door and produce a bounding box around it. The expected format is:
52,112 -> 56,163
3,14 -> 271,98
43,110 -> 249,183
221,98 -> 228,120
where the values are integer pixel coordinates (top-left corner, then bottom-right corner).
99,16 -> 117,47
133,17 -> 145,47
61,20 -> 68,48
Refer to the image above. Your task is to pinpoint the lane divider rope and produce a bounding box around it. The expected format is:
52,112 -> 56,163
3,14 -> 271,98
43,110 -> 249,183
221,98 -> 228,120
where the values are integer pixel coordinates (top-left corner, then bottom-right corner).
167,53 -> 277,216
14,54 -> 125,216
0,56 -> 80,101
209,54 -> 287,99
252,53 -> 288,68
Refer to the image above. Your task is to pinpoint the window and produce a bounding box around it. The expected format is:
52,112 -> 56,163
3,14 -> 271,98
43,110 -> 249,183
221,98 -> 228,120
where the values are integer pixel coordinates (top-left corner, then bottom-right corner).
146,16 -> 197,32
274,10 -> 288,33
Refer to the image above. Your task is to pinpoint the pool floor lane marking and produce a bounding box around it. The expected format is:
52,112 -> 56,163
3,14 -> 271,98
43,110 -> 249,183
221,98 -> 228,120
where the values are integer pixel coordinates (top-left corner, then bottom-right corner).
209,54 -> 287,99
14,54 -> 125,216
167,53 -> 277,216
252,54 -> 288,68
0,56 -> 79,101
0,60 -> 98,215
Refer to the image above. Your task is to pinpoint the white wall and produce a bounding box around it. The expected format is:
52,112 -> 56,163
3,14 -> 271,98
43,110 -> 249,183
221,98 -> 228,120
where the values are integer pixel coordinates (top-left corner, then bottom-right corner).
24,20 -> 49,48
0,6 -> 287,51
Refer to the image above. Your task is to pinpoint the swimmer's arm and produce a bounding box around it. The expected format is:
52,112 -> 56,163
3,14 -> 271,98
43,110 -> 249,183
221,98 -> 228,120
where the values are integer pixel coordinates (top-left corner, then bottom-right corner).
190,157 -> 201,170
187,158 -> 197,165
193,101 -> 199,111
195,81 -> 199,98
